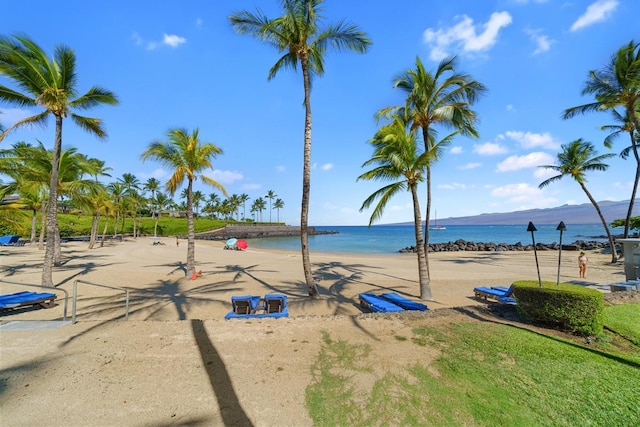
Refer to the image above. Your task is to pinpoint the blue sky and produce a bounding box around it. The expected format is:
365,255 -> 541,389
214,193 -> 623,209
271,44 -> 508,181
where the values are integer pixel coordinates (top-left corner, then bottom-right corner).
1,0 -> 638,226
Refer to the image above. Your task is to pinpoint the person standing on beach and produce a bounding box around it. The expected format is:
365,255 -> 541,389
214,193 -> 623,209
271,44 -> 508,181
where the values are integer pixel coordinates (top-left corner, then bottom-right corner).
578,252 -> 588,278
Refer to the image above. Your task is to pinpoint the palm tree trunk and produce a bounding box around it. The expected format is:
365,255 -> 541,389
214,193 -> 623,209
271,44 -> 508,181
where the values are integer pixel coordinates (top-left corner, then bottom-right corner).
624,138 -> 640,238
89,212 -> 99,249
421,127 -> 432,283
411,184 -> 433,300
30,208 -> 37,244
186,179 -> 195,278
101,215 -> 109,247
42,115 -> 63,286
580,182 -> 618,262
300,57 -> 318,297
113,211 -> 120,237
38,199 -> 46,251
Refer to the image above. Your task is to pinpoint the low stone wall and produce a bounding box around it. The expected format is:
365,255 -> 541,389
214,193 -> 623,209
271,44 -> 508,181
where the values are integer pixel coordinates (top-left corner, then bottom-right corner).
195,225 -> 337,240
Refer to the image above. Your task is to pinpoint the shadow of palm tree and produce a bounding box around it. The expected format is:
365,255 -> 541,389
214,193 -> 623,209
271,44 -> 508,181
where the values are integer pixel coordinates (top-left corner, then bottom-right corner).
191,319 -> 254,426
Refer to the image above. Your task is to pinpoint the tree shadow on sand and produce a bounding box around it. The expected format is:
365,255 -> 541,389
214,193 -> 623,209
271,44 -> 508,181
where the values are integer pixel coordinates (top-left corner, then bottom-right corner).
191,319 -> 254,426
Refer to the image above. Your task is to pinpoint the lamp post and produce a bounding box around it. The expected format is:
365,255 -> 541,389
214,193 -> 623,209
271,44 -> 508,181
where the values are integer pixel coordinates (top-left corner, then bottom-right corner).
527,222 -> 542,287
556,221 -> 567,287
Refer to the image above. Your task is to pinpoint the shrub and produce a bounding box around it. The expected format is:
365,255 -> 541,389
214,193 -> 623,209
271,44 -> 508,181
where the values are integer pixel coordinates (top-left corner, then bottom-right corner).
514,280 -> 604,336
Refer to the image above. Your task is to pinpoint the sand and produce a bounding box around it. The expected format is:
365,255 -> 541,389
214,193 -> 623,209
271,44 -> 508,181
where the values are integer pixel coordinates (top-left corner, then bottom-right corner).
0,237 -> 628,426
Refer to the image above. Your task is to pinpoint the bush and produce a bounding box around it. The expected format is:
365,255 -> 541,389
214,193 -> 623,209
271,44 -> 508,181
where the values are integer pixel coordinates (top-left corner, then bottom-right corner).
514,280 -> 604,336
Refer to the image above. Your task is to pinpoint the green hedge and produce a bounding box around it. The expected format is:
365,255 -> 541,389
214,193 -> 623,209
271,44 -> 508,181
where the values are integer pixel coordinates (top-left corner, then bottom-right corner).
514,280 -> 604,336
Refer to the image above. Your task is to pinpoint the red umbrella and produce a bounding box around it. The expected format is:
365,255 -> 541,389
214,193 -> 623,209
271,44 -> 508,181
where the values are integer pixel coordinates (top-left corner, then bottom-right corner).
236,239 -> 248,250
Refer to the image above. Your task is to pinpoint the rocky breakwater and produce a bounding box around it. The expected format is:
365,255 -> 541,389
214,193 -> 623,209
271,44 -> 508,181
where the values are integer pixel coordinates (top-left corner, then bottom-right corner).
196,224 -> 338,240
399,239 -> 612,253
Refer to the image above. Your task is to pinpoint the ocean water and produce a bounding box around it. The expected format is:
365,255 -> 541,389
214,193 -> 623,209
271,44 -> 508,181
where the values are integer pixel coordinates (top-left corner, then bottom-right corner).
248,224 -> 613,255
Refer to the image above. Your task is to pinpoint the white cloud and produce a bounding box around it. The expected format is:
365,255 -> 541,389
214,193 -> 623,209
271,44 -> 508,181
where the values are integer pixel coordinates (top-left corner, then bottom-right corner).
323,202 -> 338,210
137,168 -> 168,180
0,108 -> 33,126
196,18 -> 203,27
211,170 -> 243,184
132,32 -> 186,50
276,165 -> 286,172
438,182 -> 470,190
506,104 -> 515,111
241,183 -> 261,191
321,163 -> 333,171
496,152 -> 555,172
473,142 -> 508,155
450,146 -> 463,154
457,162 -> 482,170
163,34 -> 186,48
533,167 -> 557,180
490,183 -> 556,207
423,11 -> 512,60
571,0 -> 618,31
504,130 -> 560,149
524,28 -> 554,54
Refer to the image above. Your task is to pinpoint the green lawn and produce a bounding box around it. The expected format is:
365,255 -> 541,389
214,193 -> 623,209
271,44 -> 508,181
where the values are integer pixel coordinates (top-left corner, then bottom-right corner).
307,303 -> 640,426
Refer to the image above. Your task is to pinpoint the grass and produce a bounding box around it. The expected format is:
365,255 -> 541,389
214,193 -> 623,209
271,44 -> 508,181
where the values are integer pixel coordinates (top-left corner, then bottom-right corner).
604,304 -> 640,346
8,213 -> 229,238
306,303 -> 640,426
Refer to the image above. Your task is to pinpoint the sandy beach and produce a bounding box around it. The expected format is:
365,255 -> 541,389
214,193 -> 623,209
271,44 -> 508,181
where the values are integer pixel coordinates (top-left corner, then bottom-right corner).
0,238 -> 629,426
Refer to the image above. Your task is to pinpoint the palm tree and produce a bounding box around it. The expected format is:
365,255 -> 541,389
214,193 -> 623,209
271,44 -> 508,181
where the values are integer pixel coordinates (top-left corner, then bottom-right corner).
144,177 -> 161,216
152,192 -> 172,237
601,109 -> 640,238
141,128 -> 227,278
358,116 -> 433,300
265,190 -> 277,222
273,198 -> 285,222
107,182 -> 126,237
0,35 -> 118,286
382,56 -> 486,285
230,0 -> 371,297
539,139 -> 618,262
564,40 -> 640,238
239,193 -> 250,220
251,198 -> 266,222
192,190 -> 204,218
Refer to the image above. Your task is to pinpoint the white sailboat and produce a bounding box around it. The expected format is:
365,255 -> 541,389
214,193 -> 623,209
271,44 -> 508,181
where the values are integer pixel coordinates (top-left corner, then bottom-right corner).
430,210 -> 446,230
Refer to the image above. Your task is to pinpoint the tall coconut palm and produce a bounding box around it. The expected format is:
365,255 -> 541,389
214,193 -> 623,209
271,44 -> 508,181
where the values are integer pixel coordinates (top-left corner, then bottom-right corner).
601,108 -> 640,238
358,115 -> 433,300
382,56 -> 486,286
141,128 -> 227,278
151,192 -> 172,237
0,35 -> 118,286
265,190 -> 277,222
230,0 -> 371,297
539,139 -> 618,262
563,40 -> 640,238
239,193 -> 250,220
107,181 -> 126,237
144,177 -> 161,216
273,198 -> 285,222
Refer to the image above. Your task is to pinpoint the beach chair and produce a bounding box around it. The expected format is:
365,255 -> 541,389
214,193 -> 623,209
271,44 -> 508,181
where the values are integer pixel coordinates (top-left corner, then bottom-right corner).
0,291 -> 57,310
359,293 -> 404,313
264,293 -> 287,314
230,295 -> 262,314
224,294 -> 289,319
473,284 -> 515,303
0,235 -> 13,245
380,292 -> 429,311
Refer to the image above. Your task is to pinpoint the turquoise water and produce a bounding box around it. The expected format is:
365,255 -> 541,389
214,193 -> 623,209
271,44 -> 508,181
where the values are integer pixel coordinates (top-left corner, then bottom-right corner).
249,224 -> 613,255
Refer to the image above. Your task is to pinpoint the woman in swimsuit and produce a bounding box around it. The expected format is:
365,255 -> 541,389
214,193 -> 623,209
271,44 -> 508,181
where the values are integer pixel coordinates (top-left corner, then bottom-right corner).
578,252 -> 588,278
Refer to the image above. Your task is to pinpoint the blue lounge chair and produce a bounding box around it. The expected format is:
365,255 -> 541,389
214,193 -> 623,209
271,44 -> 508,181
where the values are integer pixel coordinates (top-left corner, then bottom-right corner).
0,235 -> 13,245
225,294 -> 289,319
359,293 -> 404,313
0,291 -> 57,310
473,284 -> 515,303
380,292 -> 429,311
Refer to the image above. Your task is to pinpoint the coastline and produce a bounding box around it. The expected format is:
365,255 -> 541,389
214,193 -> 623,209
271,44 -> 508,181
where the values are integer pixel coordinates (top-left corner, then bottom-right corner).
0,237 -> 631,426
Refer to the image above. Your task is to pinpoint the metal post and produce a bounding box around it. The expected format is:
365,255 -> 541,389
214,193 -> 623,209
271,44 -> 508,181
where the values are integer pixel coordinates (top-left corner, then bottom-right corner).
527,222 -> 542,287
556,221 -> 566,287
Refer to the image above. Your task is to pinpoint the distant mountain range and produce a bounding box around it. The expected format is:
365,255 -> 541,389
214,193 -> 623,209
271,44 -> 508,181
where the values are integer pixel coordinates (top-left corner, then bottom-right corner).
389,200 -> 637,226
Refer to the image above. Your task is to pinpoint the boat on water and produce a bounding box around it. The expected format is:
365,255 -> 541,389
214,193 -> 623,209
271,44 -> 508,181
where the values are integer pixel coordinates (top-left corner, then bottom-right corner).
430,211 -> 446,230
